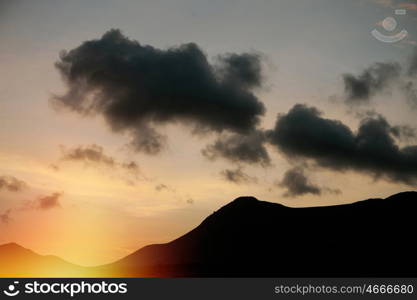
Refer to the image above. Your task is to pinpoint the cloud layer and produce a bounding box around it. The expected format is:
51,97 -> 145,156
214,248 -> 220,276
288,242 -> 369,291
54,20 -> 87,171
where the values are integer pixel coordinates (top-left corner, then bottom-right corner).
51,29 -> 417,193
53,29 -> 265,154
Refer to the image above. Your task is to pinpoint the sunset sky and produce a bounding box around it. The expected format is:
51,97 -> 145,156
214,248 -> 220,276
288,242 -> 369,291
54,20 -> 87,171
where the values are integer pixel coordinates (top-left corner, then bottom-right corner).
1,0 -> 417,266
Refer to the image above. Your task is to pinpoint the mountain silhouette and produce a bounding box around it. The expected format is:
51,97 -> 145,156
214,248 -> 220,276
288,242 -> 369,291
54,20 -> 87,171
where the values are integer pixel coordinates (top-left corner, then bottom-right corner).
105,191 -> 417,277
1,191 -> 416,277
0,243 -> 89,277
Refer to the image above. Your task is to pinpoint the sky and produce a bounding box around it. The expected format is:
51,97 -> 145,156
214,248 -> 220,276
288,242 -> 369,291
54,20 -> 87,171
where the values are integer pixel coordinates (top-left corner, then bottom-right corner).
1,0 -> 417,266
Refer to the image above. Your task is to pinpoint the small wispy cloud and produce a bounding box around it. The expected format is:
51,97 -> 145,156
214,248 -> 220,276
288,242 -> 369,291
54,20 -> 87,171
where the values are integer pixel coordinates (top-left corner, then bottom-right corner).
60,144 -> 116,168
0,209 -> 12,224
220,167 -> 258,184
278,167 -> 341,198
155,184 -> 175,192
2,192 -> 63,224
20,192 -> 63,211
56,144 -> 144,184
32,192 -> 62,210
0,175 -> 27,192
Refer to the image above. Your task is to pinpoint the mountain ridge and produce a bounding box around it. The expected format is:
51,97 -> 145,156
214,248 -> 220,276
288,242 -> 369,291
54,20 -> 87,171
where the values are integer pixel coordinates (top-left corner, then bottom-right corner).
1,191 -> 416,277
107,191 -> 417,277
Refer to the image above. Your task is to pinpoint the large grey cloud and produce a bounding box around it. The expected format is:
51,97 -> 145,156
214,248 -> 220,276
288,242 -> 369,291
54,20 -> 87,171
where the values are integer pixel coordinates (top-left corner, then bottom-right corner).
202,130 -> 270,166
53,29 -> 265,154
267,104 -> 417,185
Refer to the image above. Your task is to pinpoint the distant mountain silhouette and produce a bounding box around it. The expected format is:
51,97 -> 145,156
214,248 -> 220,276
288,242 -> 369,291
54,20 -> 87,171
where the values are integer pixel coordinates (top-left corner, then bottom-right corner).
1,191 -> 416,277
0,243 -> 88,277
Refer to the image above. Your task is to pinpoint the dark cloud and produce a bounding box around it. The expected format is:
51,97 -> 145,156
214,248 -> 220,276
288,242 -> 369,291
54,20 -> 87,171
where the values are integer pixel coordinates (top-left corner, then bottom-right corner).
0,209 -> 12,224
355,111 -> 417,142
220,167 -> 258,184
61,144 -> 115,167
215,53 -> 263,89
268,104 -> 417,185
0,176 -> 27,192
53,29 -> 265,154
341,48 -> 417,109
279,167 -> 321,197
128,127 -> 167,155
202,130 -> 270,166
343,62 -> 401,103
390,123 -> 416,142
